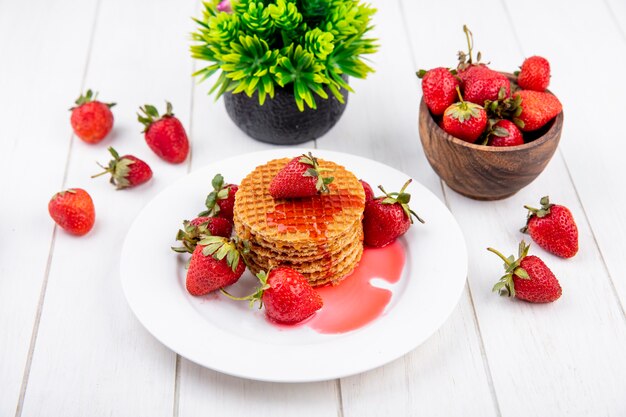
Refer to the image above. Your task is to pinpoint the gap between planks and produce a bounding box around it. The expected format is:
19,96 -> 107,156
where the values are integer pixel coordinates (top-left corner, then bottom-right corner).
13,0 -> 103,416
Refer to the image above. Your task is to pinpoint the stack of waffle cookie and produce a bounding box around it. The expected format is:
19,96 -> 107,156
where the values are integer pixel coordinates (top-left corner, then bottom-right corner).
233,157 -> 365,287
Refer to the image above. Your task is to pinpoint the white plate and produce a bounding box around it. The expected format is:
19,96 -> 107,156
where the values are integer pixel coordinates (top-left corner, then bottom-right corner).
120,149 -> 467,382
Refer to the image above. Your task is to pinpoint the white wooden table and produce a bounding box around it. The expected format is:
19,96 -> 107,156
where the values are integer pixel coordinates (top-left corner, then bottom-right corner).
2,0 -> 626,416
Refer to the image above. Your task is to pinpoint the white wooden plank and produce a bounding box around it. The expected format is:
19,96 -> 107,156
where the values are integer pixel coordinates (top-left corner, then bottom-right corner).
321,0 -> 498,416
0,0 -> 98,415
18,0 -> 197,415
503,0 -> 626,324
403,0 -> 626,415
606,0 -> 626,38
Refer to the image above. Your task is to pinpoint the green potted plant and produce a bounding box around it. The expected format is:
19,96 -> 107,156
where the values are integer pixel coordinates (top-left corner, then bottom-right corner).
191,0 -> 377,144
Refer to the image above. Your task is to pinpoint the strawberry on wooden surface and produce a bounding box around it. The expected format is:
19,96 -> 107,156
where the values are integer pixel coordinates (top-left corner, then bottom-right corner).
70,89 -> 115,144
488,241 -> 562,303
417,67 -> 460,116
186,236 -> 246,296
517,56 -> 551,92
269,152 -> 334,199
92,147 -> 152,189
521,196 -> 579,258
171,216 -> 233,254
48,188 -> 96,236
198,173 -> 239,222
363,179 -> 424,247
138,101 -> 189,164
223,267 -> 323,324
442,87 -> 488,143
515,90 -> 562,132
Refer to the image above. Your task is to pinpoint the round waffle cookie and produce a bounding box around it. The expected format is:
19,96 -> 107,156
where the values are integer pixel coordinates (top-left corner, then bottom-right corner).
234,157 -> 365,286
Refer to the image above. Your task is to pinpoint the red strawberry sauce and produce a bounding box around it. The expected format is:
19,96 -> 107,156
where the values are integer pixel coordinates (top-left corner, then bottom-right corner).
308,241 -> 406,334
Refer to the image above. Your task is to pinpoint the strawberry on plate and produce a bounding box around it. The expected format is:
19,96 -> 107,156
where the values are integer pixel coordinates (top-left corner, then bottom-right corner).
521,196 -> 578,258
360,179 -> 375,202
269,152 -> 334,199
70,89 -> 115,144
186,236 -> 246,296
92,147 -> 153,189
138,101 -> 189,164
363,179 -> 424,247
198,174 -> 239,221
224,266 -> 323,324
171,216 -> 233,254
488,240 -> 562,303
48,188 -> 96,236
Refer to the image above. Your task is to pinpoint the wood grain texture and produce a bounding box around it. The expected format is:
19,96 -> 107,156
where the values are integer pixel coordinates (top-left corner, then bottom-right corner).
0,0 -> 99,415
419,98 -> 563,200
18,0 -> 197,415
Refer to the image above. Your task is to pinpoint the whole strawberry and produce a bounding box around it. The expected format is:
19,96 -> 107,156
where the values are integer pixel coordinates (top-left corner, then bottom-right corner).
138,102 -> 189,164
487,119 -> 524,147
515,90 -> 562,132
70,89 -> 115,144
171,216 -> 233,254
269,152 -> 334,199
92,147 -> 152,189
517,56 -> 550,92
417,67 -> 460,116
198,174 -> 239,222
488,241 -> 562,303
48,188 -> 96,236
521,196 -> 578,258
360,179 -> 375,202
186,236 -> 246,296
442,88 -> 488,143
463,71 -> 511,106
363,179 -> 424,247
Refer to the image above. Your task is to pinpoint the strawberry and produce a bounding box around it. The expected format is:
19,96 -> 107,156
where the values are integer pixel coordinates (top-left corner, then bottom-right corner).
186,236 -> 246,296
517,56 -> 550,92
515,90 -> 562,132
171,216 -> 233,254
442,88 -> 488,143
463,71 -> 511,106
138,102 -> 189,164
48,188 -> 95,236
363,179 -> 424,247
416,67 -> 460,116
487,119 -> 524,147
224,267 -> 323,324
269,152 -> 334,199
360,179 -> 374,202
69,89 -> 115,144
488,241 -> 562,303
198,174 -> 239,221
521,196 -> 578,258
457,64 -> 492,85
91,147 -> 152,189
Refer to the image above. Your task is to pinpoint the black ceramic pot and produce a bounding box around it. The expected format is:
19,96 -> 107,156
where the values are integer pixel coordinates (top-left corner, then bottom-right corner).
223,80 -> 348,145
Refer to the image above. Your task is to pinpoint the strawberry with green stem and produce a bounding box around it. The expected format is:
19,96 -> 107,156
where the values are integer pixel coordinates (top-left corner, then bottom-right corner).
363,179 -> 424,247
269,152 -> 334,199
92,147 -> 153,189
521,196 -> 578,258
70,89 -> 115,144
186,236 -> 246,296
138,101 -> 189,164
222,266 -> 323,324
171,216 -> 233,254
442,87 -> 488,143
198,173 -> 239,221
487,240 -> 562,303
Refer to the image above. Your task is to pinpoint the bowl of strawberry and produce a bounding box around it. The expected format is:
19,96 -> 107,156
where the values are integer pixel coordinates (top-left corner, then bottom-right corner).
417,26 -> 563,201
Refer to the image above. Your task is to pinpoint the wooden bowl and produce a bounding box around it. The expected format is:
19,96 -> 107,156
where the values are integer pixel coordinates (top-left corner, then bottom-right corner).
418,96 -> 563,200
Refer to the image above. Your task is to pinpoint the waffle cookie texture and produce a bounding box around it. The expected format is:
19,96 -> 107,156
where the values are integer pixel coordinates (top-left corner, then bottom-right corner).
234,157 -> 366,287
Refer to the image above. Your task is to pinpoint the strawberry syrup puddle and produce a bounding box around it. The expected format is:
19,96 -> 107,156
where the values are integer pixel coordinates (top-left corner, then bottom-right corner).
306,241 -> 406,334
